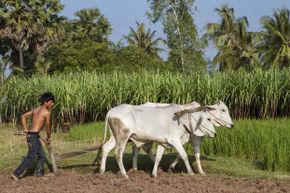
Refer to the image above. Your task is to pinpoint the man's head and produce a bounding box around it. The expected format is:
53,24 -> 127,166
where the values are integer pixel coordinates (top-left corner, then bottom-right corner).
40,92 -> 55,108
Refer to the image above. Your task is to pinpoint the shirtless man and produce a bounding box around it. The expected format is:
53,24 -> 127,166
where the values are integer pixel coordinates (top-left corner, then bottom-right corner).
12,92 -> 55,181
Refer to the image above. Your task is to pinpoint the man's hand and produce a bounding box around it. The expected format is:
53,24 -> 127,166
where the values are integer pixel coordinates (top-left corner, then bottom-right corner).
21,111 -> 33,132
46,137 -> 51,145
24,130 -> 28,137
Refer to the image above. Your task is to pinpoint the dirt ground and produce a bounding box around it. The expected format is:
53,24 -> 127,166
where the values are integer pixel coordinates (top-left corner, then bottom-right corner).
0,169 -> 290,193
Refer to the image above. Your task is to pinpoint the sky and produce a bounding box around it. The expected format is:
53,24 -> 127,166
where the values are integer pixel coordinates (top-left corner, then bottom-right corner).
59,0 -> 289,59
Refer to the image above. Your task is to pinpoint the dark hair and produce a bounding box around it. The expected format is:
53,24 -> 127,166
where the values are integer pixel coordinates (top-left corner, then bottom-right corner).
40,92 -> 55,105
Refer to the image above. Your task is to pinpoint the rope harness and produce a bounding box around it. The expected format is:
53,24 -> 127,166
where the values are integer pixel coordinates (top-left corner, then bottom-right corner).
175,107 -> 216,136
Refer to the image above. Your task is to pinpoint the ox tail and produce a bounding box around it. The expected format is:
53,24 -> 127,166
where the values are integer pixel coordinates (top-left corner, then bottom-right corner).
92,111 -> 110,166
102,112 -> 110,144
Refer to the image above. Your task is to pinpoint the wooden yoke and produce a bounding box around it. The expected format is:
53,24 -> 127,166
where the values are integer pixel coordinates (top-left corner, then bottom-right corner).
174,106 -> 204,118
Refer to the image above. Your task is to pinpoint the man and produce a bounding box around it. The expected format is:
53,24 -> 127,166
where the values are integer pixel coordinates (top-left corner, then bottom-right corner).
12,92 -> 55,181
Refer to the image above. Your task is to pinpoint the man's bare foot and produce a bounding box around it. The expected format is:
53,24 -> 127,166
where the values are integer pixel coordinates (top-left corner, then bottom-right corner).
39,176 -> 49,180
46,173 -> 55,177
11,174 -> 19,181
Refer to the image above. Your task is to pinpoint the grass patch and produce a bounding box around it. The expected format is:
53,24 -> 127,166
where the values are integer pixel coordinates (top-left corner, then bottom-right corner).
201,119 -> 290,172
0,119 -> 290,180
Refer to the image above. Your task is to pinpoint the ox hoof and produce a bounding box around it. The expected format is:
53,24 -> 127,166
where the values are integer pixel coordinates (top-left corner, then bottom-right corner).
168,168 -> 173,173
189,172 -> 195,176
200,172 -> 206,176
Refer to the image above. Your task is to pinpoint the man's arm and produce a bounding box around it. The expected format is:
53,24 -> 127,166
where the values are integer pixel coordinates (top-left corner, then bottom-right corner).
45,111 -> 52,139
21,111 -> 33,133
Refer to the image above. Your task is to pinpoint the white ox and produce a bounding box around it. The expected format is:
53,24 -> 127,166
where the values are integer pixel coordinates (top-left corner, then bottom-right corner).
98,103 -> 217,178
132,101 -> 233,176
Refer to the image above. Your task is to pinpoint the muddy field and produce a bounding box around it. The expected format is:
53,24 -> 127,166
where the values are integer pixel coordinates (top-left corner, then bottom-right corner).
1,169 -> 290,193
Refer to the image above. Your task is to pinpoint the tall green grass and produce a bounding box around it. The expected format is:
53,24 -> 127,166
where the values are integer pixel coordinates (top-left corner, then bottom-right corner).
1,68 -> 290,125
201,119 -> 290,172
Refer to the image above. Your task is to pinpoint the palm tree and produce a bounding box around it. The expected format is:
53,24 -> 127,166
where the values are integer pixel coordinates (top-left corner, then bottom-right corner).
0,0 -> 36,69
259,8 -> 290,68
124,21 -> 166,56
212,17 -> 260,70
204,5 -> 259,71
0,0 -> 64,73
73,8 -> 112,42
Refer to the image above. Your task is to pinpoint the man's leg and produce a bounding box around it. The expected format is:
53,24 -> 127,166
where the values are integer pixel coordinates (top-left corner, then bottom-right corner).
13,136 -> 38,178
36,139 -> 46,177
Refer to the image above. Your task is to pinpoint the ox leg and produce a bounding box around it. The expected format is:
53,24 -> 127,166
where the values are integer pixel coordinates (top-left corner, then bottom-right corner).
168,154 -> 181,172
191,136 -> 205,175
142,143 -> 155,162
194,145 -> 205,175
132,145 -> 140,170
115,135 -> 130,178
169,139 -> 194,175
100,136 -> 116,174
151,145 -> 165,177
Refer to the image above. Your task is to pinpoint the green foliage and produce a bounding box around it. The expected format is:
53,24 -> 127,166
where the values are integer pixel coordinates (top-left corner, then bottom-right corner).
112,46 -> 170,72
71,8 -> 112,42
147,0 -> 206,71
123,21 -> 166,57
204,5 -> 260,71
0,0 -> 64,70
201,119 -> 290,171
259,8 -> 290,68
45,40 -> 115,72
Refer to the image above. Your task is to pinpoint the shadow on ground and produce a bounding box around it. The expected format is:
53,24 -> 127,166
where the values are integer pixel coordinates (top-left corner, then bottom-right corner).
58,153 -> 217,175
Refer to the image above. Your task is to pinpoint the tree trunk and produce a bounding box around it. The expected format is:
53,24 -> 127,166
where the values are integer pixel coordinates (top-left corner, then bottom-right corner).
169,0 -> 185,72
19,50 -> 24,69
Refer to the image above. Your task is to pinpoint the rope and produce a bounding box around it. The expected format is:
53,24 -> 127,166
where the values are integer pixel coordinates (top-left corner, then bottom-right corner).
52,138 -> 97,145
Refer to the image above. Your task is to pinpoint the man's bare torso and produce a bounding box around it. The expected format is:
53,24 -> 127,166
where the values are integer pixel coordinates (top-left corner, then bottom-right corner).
30,107 -> 49,133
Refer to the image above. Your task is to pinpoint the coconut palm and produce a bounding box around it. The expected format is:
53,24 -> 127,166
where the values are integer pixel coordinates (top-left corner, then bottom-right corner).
123,21 -> 166,56
0,0 -> 36,69
204,5 -> 259,71
212,17 -> 260,70
259,8 -> 290,68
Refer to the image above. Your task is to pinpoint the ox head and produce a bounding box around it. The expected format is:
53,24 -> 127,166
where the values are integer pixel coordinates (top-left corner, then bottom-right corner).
194,110 -> 216,138
205,101 -> 233,128
175,107 -> 216,138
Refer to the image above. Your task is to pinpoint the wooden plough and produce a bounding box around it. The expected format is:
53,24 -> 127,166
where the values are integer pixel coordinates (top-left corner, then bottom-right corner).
53,145 -> 101,161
